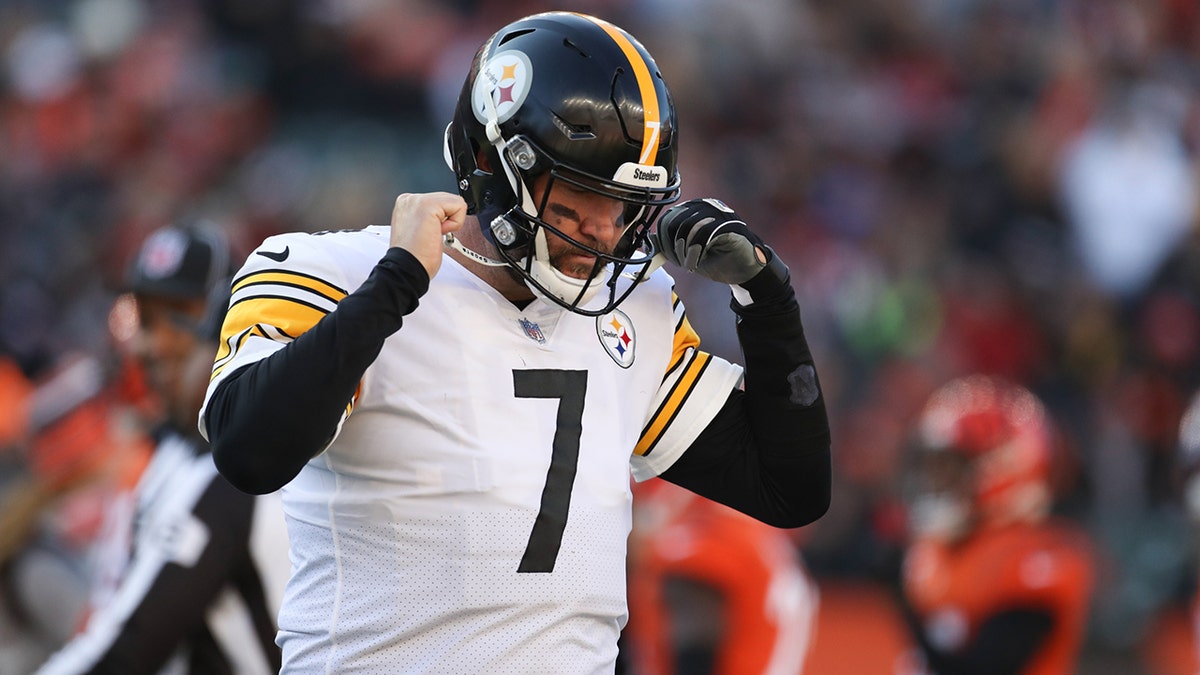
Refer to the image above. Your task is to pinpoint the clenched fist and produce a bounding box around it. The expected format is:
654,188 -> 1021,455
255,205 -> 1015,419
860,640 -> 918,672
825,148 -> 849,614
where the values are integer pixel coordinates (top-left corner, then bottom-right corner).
654,198 -> 769,285
390,192 -> 467,279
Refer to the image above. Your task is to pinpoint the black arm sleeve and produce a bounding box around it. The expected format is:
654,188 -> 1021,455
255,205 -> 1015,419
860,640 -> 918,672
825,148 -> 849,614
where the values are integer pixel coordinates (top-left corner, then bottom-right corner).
660,253 -> 832,528
206,247 -> 429,494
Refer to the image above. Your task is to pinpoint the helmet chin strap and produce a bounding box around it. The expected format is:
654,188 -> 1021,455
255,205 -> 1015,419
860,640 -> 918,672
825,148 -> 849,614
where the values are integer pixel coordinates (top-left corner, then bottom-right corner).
442,232 -> 508,267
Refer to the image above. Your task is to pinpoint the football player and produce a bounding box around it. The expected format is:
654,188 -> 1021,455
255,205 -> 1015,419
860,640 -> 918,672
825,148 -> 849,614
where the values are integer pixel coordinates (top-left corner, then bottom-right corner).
201,11 -> 831,672
36,224 -> 289,675
897,375 -> 1094,675
625,479 -> 819,674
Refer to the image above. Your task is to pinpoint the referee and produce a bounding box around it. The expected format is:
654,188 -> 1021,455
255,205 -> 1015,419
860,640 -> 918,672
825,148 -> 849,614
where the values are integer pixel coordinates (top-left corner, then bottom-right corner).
35,223 -> 289,675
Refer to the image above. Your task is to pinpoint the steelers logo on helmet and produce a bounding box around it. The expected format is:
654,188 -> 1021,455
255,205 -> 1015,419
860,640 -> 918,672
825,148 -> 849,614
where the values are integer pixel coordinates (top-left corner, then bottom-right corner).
472,50 -> 533,125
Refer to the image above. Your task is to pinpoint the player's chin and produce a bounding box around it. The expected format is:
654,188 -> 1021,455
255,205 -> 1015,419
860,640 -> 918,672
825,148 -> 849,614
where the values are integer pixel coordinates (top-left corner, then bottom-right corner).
556,255 -> 603,280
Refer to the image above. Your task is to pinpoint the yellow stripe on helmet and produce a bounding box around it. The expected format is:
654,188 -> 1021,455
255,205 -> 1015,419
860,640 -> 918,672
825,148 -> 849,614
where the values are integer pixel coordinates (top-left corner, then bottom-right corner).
577,14 -> 661,166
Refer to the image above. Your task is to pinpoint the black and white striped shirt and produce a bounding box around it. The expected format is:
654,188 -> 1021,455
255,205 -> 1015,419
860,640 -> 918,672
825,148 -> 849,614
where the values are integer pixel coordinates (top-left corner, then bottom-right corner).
35,433 -> 289,675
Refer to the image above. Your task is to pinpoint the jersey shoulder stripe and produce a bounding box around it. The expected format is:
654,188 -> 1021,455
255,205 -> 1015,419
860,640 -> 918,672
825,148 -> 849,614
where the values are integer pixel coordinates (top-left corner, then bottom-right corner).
636,348 -> 712,457
211,231 -> 368,364
630,287 -> 743,480
201,228 -> 386,439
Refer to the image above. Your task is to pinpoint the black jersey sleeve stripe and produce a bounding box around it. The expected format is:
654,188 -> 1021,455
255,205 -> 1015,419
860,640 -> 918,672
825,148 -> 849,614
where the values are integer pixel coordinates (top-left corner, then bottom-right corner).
232,268 -> 348,298
212,325 -> 271,379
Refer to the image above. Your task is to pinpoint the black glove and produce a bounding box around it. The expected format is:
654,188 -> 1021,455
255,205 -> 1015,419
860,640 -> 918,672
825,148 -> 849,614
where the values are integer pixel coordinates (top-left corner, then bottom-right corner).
656,198 -> 768,285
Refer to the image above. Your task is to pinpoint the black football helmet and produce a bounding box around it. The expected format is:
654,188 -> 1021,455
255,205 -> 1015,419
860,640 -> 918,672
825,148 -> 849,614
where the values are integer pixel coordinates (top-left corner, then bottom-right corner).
443,11 -> 681,315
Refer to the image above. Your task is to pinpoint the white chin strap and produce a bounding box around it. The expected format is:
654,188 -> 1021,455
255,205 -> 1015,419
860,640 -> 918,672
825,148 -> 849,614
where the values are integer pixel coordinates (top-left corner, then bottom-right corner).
444,228 -> 611,308
527,228 -> 609,307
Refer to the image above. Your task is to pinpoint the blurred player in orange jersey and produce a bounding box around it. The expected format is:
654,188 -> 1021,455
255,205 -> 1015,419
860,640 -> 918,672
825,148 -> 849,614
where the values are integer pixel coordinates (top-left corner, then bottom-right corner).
896,375 -> 1095,675
626,479 -> 819,674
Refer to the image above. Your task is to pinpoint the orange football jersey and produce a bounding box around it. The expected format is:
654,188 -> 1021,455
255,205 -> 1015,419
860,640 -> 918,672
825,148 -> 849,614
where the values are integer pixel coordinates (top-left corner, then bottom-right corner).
627,482 -> 818,675
901,519 -> 1094,675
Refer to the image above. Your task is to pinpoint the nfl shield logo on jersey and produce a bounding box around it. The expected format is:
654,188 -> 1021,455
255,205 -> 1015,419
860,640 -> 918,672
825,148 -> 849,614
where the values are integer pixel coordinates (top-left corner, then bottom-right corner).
596,309 -> 636,368
518,317 -> 546,344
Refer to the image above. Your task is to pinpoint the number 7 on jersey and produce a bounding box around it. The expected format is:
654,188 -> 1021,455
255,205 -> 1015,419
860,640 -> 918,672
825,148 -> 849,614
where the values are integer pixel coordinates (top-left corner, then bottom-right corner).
514,369 -> 587,573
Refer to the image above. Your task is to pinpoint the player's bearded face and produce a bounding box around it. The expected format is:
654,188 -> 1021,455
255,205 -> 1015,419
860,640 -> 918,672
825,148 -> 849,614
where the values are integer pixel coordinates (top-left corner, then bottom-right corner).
533,176 -> 626,280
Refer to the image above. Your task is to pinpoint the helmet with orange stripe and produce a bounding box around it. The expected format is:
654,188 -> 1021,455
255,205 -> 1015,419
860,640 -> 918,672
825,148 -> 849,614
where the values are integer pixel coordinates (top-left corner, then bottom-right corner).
444,11 -> 681,315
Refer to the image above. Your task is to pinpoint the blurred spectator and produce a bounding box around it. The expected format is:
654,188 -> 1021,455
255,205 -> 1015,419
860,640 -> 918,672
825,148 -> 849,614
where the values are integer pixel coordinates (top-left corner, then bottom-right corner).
1169,390 -> 1200,673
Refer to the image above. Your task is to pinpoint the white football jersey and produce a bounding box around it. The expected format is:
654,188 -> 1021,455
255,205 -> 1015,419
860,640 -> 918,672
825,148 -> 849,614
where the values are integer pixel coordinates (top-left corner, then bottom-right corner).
200,225 -> 744,673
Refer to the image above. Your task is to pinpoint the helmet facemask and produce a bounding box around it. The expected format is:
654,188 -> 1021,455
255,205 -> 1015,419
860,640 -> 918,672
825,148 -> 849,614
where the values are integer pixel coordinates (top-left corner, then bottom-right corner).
483,134 -> 674,315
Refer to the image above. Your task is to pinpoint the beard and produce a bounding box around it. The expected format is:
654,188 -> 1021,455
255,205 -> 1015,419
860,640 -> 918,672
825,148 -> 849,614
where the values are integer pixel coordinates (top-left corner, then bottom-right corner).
546,237 -> 611,280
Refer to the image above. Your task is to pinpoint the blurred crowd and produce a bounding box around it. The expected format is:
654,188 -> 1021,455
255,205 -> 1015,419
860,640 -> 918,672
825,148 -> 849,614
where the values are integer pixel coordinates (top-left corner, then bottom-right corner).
2,0 -> 1200,672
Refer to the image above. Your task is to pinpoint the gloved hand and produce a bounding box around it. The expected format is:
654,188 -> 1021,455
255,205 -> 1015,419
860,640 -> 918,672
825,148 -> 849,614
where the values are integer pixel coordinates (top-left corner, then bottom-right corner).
655,198 -> 769,285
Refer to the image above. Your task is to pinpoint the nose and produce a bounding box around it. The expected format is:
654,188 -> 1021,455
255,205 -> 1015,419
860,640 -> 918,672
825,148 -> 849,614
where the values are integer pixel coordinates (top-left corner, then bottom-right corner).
575,194 -> 624,243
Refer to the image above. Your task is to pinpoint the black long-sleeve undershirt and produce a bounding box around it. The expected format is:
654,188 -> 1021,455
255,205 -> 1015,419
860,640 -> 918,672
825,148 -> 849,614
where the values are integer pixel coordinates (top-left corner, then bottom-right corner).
660,255 -> 831,528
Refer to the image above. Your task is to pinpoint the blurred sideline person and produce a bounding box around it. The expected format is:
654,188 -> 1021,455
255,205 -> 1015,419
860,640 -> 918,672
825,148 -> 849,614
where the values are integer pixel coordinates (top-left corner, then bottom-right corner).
625,479 -> 819,674
896,375 -> 1094,675
36,224 -> 289,675
200,11 -> 831,673
0,355 -> 150,674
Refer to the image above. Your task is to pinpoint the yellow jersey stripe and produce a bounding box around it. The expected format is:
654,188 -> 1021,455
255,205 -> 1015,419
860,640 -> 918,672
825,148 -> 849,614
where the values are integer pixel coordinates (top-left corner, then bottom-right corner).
578,14 -> 660,165
635,350 -> 712,457
224,296 -> 328,340
233,270 -> 347,303
211,324 -> 269,380
666,313 -> 701,375
210,297 -> 329,375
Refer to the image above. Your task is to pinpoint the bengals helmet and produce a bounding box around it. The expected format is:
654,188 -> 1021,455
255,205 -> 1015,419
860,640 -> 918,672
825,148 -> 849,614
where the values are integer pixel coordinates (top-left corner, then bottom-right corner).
907,375 -> 1054,540
443,12 -> 681,315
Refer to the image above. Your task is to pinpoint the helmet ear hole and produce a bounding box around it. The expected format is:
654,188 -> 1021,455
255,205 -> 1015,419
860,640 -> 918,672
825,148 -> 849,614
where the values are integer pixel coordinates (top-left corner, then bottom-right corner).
474,144 -> 492,173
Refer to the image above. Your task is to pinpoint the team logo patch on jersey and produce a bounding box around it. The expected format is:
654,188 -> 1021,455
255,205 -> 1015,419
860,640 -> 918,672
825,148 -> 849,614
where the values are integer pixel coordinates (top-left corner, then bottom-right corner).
596,309 -> 635,368
519,317 -> 546,344
472,50 -> 533,125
